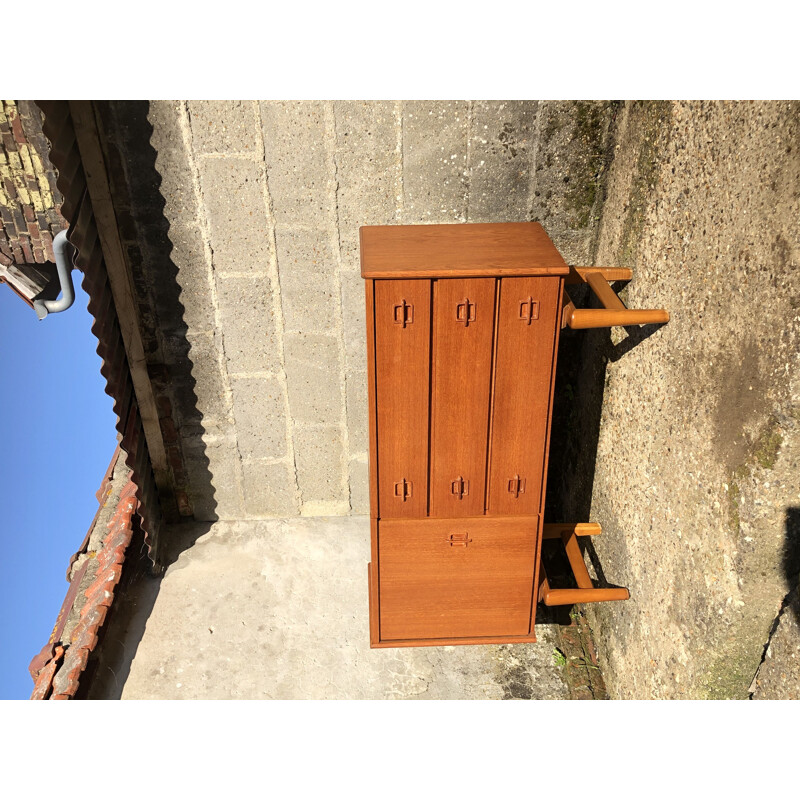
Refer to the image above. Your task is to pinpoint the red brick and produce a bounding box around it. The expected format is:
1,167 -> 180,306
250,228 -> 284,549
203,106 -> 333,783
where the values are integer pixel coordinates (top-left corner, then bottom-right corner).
166,445 -> 184,472
28,221 -> 40,240
33,246 -> 45,263
23,205 -> 36,223
11,206 -> 27,236
156,394 -> 173,418
159,415 -> 178,444
9,110 -> 26,144
3,177 -> 17,201
20,238 -> 34,263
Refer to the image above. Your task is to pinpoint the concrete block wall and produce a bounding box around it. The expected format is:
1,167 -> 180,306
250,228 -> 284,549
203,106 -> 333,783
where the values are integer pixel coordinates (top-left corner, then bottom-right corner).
147,100 -> 617,520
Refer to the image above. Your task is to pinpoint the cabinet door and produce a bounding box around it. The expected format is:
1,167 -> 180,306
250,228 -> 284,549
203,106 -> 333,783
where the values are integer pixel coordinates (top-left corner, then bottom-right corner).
378,516 -> 538,640
374,279 -> 431,518
487,277 -> 560,515
430,278 -> 496,517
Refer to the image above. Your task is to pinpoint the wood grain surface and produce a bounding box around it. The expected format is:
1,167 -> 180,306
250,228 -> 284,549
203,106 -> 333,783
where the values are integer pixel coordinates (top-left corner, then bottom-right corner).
487,276 -> 561,515
360,222 -> 570,278
374,279 -> 431,518
429,278 -> 496,518
378,516 -> 538,641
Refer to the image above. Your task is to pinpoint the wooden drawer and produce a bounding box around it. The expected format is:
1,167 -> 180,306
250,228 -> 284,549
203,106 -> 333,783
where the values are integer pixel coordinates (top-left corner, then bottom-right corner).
377,516 -> 539,642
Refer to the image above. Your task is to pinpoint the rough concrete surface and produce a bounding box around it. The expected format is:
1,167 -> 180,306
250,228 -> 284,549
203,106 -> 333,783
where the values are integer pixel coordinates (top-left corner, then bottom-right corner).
117,518 -> 569,700
564,101 -> 800,699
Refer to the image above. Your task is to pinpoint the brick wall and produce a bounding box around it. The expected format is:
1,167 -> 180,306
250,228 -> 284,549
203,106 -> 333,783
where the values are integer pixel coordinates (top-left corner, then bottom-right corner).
0,100 -> 65,267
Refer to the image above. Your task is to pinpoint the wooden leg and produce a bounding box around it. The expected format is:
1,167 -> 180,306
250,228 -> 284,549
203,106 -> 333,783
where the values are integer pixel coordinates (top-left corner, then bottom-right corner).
538,522 -> 630,606
562,266 -> 670,329
568,308 -> 670,329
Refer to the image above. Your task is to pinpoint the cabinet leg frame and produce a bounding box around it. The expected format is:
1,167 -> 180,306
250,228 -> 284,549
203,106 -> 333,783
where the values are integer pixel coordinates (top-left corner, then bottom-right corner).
539,522 -> 630,606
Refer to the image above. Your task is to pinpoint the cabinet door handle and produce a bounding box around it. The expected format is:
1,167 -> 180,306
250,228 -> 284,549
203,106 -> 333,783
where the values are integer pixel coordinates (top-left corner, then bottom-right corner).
393,479 -> 413,501
450,476 -> 469,499
393,300 -> 414,327
507,475 -> 526,498
447,532 -> 473,547
519,297 -> 539,325
455,298 -> 476,327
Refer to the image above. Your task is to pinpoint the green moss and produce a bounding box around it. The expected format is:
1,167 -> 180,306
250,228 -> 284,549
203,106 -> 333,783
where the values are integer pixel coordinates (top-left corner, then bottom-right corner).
726,417 -> 783,535
700,654 -> 754,700
564,102 -> 608,230
753,417 -> 783,469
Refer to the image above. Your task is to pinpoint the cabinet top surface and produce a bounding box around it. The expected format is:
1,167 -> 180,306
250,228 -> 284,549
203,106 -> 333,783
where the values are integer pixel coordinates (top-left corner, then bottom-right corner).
360,222 -> 569,279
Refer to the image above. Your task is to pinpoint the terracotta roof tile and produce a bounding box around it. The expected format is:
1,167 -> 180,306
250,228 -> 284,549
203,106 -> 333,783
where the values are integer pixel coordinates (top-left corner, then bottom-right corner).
31,478 -> 138,700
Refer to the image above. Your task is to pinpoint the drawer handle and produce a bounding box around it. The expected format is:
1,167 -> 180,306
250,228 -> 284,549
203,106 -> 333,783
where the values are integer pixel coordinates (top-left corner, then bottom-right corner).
519,297 -> 539,325
508,475 -> 526,498
447,532 -> 473,547
393,479 -> 413,501
455,298 -> 476,327
393,300 -> 414,327
450,476 -> 469,499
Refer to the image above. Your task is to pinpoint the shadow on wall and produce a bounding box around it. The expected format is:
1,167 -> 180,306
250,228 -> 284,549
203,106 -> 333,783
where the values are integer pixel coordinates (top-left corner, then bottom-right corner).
783,508 -> 800,624
97,101 -> 218,528
542,279 -> 667,606
79,521 -> 217,699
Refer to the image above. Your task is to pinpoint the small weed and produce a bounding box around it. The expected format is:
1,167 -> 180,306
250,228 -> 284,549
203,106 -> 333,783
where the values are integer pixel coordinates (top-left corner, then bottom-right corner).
553,647 -> 567,667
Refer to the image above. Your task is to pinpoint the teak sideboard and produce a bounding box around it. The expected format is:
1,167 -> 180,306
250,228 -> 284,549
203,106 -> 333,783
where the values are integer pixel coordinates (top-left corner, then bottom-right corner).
361,221 -> 667,648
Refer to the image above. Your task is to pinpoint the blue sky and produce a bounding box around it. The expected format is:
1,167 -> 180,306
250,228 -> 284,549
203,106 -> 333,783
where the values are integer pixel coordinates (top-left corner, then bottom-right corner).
0,280 -> 117,699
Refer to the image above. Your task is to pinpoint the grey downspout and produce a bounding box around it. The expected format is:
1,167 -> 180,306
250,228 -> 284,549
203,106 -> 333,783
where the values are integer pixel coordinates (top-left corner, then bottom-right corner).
33,229 -> 75,320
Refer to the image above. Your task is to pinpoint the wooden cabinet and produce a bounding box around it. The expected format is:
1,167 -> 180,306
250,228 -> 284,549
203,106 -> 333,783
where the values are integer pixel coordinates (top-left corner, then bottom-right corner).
361,222 -> 568,647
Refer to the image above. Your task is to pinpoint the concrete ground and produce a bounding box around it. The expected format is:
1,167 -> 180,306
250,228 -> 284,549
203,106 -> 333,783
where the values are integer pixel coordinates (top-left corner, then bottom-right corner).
101,517 -> 570,700
554,101 -> 800,699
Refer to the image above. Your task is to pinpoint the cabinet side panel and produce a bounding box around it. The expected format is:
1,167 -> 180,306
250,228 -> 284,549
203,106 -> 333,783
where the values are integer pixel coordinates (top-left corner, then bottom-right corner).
487,277 -> 560,515
375,279 -> 431,518
430,278 -> 496,517
365,279 -> 379,516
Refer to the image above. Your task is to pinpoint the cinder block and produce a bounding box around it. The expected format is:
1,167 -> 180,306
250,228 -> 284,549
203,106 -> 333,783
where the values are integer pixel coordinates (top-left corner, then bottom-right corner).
403,101 -> 469,223
293,425 -> 347,510
184,332 -> 233,437
333,101 -> 397,271
340,269 -> 366,370
198,156 -> 271,273
184,436 -> 243,521
346,370 -> 368,454
149,102 -> 219,333
283,333 -> 343,425
230,375 -> 288,461
469,101 -> 538,222
188,101 -> 258,154
260,101 -> 329,227
275,226 -> 339,334
216,273 -> 280,374
168,225 -> 217,333
241,459 -> 299,517
348,455 -> 369,515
